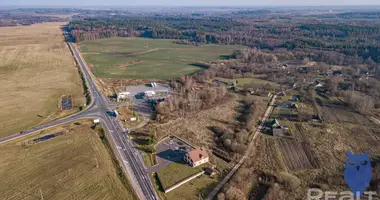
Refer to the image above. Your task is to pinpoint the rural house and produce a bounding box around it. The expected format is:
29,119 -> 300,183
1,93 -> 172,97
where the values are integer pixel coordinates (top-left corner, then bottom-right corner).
297,66 -> 310,73
184,148 -> 209,167
291,95 -> 300,101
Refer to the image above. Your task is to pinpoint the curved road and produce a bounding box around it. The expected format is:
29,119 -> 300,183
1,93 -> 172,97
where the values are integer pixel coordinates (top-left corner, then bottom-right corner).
0,43 -> 158,200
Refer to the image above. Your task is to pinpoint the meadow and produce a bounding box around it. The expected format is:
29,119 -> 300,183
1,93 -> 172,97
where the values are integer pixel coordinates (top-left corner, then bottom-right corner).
0,121 -> 136,200
79,37 -> 243,80
0,22 -> 84,137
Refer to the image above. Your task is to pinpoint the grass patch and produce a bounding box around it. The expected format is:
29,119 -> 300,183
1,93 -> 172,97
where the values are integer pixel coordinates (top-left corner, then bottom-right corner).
0,22 -> 85,137
156,161 -> 205,190
80,37 -> 244,80
0,121 -> 136,200
152,169 -> 219,200
142,151 -> 157,167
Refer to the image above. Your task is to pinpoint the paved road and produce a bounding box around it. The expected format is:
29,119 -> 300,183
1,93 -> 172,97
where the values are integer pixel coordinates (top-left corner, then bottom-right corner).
0,43 -> 158,200
205,94 -> 278,200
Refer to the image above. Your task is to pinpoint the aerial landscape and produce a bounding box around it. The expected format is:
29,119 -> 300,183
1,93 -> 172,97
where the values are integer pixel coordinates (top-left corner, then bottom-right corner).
1,0 -> 380,200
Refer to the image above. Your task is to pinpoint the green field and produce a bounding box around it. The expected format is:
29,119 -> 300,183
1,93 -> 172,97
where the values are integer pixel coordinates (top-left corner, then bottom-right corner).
157,161 -> 204,189
80,37 -> 243,80
154,161 -> 218,200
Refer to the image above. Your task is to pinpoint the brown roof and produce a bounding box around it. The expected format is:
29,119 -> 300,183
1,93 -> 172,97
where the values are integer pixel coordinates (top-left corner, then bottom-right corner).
187,148 -> 208,162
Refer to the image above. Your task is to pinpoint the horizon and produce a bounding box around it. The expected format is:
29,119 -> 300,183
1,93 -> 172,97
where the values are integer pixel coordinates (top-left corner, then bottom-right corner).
3,0 -> 380,7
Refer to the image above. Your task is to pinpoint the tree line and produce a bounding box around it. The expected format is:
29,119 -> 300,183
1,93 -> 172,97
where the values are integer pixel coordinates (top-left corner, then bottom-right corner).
67,14 -> 380,63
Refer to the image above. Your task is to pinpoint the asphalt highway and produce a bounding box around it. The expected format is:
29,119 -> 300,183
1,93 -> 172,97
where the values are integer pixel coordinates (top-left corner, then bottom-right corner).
0,43 -> 159,200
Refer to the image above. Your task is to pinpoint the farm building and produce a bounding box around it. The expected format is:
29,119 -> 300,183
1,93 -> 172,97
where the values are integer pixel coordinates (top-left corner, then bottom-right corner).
204,168 -> 215,176
184,148 -> 209,167
272,127 -> 284,137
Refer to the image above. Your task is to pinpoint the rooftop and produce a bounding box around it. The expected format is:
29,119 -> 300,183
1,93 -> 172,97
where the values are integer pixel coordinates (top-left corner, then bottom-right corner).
187,148 -> 209,162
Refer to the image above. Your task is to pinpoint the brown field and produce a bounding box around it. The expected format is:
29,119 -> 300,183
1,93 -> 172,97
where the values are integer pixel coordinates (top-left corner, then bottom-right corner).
277,138 -> 319,171
321,106 -> 373,124
0,22 -> 85,137
0,121 -> 136,200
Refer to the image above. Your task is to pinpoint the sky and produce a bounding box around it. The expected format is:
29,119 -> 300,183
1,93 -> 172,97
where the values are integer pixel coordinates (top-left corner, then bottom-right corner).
2,0 -> 380,6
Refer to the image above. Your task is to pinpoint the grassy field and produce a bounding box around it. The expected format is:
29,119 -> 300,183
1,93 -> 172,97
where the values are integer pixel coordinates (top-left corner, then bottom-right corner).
153,161 -> 218,200
0,121 -> 137,200
79,37 -> 243,80
0,22 -> 85,137
158,174 -> 219,200
157,161 -> 204,189
214,77 -> 281,88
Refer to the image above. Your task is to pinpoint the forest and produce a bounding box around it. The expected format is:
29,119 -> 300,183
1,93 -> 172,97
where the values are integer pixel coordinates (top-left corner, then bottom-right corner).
67,11 -> 380,63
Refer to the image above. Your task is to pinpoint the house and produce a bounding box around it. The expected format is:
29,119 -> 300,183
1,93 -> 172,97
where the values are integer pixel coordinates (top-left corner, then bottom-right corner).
268,119 -> 280,128
332,70 -> 343,76
272,127 -> 284,137
280,63 -> 288,69
184,148 -> 209,167
315,83 -> 323,88
278,91 -> 286,97
291,95 -> 300,101
289,102 -> 298,109
297,66 -> 310,73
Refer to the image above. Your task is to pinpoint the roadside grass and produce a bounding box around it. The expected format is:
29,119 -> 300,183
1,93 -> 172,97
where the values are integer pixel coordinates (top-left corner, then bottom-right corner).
79,37 -> 243,80
142,151 -> 157,167
116,106 -> 141,128
0,121 -> 137,200
0,22 -> 85,137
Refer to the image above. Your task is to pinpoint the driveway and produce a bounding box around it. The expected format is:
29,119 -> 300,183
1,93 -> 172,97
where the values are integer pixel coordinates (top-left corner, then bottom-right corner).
147,136 -> 193,173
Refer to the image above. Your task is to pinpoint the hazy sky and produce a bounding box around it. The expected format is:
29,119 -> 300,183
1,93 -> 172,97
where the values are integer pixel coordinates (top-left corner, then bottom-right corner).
2,0 -> 380,6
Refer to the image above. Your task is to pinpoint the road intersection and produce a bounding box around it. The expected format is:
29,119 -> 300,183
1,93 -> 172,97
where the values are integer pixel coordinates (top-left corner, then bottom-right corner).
0,43 -> 159,200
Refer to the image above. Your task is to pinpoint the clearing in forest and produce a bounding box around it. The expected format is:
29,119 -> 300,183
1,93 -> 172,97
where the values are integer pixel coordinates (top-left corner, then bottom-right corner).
79,37 -> 244,80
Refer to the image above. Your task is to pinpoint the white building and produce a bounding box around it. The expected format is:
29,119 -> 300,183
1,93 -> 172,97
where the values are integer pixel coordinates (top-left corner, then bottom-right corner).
184,148 -> 209,167
144,91 -> 156,97
117,91 -> 131,102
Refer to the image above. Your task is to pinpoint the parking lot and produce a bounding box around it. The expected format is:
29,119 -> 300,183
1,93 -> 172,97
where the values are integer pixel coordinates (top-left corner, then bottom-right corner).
125,83 -> 171,96
146,136 -> 194,173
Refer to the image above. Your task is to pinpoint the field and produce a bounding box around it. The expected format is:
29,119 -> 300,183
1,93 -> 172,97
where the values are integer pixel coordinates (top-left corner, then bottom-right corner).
157,161 -> 204,189
0,121 -> 136,200
159,174 -> 218,200
277,138 -> 319,171
79,37 -> 243,80
0,22 -> 85,137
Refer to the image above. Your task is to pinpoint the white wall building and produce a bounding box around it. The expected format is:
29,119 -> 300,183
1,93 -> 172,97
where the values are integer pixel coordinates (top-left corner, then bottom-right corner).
184,148 -> 209,167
